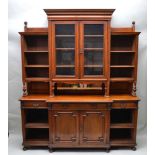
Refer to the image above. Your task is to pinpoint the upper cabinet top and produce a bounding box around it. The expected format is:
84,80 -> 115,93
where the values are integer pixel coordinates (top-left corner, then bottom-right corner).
44,9 -> 115,21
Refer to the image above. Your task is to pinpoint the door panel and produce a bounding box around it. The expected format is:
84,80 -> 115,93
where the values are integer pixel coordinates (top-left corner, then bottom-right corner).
80,111 -> 106,145
80,22 -> 106,78
53,22 -> 79,78
52,111 -> 79,145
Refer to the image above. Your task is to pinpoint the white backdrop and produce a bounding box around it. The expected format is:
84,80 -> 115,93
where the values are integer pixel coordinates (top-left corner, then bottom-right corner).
8,0 -> 147,133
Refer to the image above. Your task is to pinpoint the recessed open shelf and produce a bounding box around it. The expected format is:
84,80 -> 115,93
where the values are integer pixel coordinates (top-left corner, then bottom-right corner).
27,82 -> 49,94
25,52 -> 49,65
111,109 -> 133,124
111,35 -> 134,51
26,68 -> 49,78
25,109 -> 48,123
110,128 -> 133,141
24,35 -> 48,51
110,82 -> 132,95
111,52 -> 134,66
110,68 -> 134,78
26,128 -> 49,141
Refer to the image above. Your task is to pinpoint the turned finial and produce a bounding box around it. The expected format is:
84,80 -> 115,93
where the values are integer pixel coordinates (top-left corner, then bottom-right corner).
132,21 -> 135,31
24,21 -> 28,31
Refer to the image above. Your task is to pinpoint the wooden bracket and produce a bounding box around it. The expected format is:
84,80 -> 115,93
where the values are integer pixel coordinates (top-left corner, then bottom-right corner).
50,81 -> 55,97
23,82 -> 27,96
132,82 -> 137,96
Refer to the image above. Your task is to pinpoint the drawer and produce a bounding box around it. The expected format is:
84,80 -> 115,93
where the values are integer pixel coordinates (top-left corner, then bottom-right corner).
21,101 -> 48,109
112,102 -> 138,109
52,103 -> 108,110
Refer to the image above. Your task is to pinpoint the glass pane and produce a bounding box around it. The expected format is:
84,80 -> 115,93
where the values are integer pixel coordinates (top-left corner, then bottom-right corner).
56,24 -> 74,35
84,67 -> 103,75
84,37 -> 103,48
56,67 -> 74,75
56,37 -> 75,48
84,24 -> 103,35
56,50 -> 75,65
55,24 -> 75,76
83,24 -> 104,76
84,51 -> 103,65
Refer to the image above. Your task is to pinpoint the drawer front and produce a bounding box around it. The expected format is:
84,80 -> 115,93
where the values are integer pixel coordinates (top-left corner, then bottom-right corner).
52,103 -> 108,110
21,101 -> 48,109
112,102 -> 138,109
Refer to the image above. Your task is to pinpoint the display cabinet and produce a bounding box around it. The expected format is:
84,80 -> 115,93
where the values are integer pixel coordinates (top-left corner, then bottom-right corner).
19,9 -> 140,152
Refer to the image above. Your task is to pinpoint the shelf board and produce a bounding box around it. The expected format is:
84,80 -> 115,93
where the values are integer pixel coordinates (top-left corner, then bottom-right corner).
110,78 -> 134,82
58,87 -> 102,90
56,65 -> 74,68
111,51 -> 135,53
110,123 -> 134,129
56,48 -> 75,50
25,65 -> 49,68
24,139 -> 49,146
25,78 -> 50,82
24,51 -> 48,53
110,65 -> 135,68
56,35 -> 75,37
84,35 -> 104,37
110,139 -> 134,146
84,65 -> 103,68
84,48 -> 103,51
25,123 -> 49,128
111,31 -> 140,35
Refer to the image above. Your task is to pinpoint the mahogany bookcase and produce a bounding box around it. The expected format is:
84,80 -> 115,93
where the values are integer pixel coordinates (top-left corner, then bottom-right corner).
19,9 -> 140,152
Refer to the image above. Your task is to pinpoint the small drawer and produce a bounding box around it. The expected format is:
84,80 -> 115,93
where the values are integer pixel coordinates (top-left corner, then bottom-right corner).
52,103 -> 108,110
112,102 -> 138,109
21,101 -> 48,109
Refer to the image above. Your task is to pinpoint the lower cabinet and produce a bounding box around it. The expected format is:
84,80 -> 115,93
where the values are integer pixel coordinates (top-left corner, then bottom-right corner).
51,110 -> 110,148
20,100 -> 138,151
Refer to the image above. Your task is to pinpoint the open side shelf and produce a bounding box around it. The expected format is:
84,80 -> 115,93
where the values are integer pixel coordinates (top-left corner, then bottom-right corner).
25,128 -> 49,141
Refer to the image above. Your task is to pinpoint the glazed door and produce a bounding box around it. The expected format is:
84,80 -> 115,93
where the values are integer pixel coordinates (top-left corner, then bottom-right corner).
80,111 -> 107,145
52,111 -> 79,146
80,22 -> 106,78
52,22 -> 79,78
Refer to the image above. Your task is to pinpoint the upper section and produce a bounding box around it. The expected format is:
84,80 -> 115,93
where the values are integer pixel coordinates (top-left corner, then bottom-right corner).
19,9 -> 140,97
44,9 -> 115,21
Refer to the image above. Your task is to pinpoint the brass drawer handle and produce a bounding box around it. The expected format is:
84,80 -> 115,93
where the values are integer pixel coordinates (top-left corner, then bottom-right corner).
121,103 -> 126,109
33,103 -> 39,107
61,104 -> 68,108
91,104 -> 97,108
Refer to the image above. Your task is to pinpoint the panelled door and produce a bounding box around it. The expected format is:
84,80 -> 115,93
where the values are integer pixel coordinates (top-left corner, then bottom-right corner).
52,111 -> 79,146
80,111 -> 107,146
51,110 -> 109,147
80,22 -> 107,78
52,22 -> 79,78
